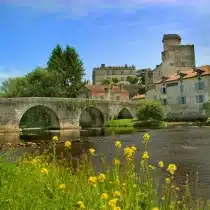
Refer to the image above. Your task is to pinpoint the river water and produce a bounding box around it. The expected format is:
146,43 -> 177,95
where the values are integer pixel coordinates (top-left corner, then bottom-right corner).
1,127 -> 210,200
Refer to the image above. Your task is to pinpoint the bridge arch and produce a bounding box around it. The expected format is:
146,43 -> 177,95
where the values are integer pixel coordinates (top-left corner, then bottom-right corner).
79,106 -> 104,128
117,107 -> 134,119
19,105 -> 60,129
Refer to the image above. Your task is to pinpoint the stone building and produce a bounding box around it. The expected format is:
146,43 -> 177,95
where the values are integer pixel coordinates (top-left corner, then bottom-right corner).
92,64 -> 136,85
77,85 -> 129,102
146,66 -> 210,120
152,34 -> 195,83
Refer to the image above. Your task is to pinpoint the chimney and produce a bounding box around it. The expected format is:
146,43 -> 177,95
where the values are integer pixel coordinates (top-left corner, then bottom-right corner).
101,64 -> 105,68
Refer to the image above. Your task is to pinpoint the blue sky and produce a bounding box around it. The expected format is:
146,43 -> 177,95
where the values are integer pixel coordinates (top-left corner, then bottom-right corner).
0,0 -> 210,83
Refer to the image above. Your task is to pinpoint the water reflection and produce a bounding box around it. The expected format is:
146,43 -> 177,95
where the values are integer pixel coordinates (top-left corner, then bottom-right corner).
0,127 -> 210,200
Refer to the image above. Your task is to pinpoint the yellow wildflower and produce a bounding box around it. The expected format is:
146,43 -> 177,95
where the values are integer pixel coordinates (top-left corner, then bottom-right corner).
152,208 -> 159,210
113,159 -> 120,165
101,193 -> 109,200
40,168 -> 48,174
124,147 -> 133,160
113,207 -> 121,210
167,164 -> 177,175
59,184 -> 66,189
64,140 -> 71,148
115,141 -> 122,149
165,177 -> 171,184
158,160 -> 164,168
143,133 -> 150,142
149,165 -> 156,170
52,136 -> 58,142
89,148 -> 95,155
108,199 -> 117,207
98,173 -> 106,182
142,151 -> 149,160
88,176 -> 97,186
131,146 -> 137,152
113,191 -> 121,198
77,201 -> 85,209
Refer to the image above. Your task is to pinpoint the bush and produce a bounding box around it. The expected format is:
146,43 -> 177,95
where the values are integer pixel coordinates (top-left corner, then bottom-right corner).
105,119 -> 135,127
137,100 -> 165,122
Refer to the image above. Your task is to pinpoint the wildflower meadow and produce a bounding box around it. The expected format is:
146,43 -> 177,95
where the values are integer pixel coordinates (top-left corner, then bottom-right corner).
0,133 -> 209,209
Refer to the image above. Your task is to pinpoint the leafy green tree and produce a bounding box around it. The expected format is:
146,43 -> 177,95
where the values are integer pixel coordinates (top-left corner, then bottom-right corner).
126,76 -> 139,84
101,79 -> 111,85
136,70 -> 146,84
25,68 -> 62,97
137,100 -> 165,122
47,45 -> 85,97
112,77 -> 119,85
0,77 -> 28,97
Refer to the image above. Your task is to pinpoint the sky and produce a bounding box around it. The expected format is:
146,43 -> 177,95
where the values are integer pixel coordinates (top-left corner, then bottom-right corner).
0,0 -> 210,83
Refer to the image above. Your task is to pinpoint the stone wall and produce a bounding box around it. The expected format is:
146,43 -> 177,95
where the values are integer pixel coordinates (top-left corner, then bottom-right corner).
0,97 -> 137,132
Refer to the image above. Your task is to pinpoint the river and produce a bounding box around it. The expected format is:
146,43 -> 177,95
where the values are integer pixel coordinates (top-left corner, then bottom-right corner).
0,127 -> 210,200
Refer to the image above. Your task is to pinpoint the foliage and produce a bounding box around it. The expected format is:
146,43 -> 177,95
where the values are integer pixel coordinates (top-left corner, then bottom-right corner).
101,77 -> 119,85
203,102 -> 210,116
19,106 -> 52,129
0,76 -> 28,97
136,70 -> 146,84
126,76 -> 139,84
137,100 -> 165,122
0,134 -> 208,209
47,44 -> 86,98
105,119 -> 135,127
1,44 -> 86,98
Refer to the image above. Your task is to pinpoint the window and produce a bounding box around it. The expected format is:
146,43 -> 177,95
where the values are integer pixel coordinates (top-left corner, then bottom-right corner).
116,96 -> 120,101
179,96 -> 186,104
180,83 -> 184,92
196,95 -> 205,103
197,81 -> 205,90
100,95 -> 104,100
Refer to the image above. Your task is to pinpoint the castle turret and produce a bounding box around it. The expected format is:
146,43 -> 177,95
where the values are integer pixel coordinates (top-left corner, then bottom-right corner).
162,34 -> 181,51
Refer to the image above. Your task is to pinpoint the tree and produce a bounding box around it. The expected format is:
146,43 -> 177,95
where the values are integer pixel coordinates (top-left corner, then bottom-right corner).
25,68 -> 62,97
126,76 -> 139,84
47,45 -> 86,98
0,77 -> 28,97
137,100 -> 165,122
101,79 -> 111,85
112,77 -> 119,85
136,70 -> 146,84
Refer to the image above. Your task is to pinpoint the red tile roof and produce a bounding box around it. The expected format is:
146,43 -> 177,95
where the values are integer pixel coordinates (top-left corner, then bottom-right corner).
85,85 -> 129,94
131,94 -> 145,100
155,65 -> 210,84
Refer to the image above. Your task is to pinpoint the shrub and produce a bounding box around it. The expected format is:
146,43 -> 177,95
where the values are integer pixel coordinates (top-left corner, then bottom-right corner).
137,100 -> 165,122
105,119 -> 135,127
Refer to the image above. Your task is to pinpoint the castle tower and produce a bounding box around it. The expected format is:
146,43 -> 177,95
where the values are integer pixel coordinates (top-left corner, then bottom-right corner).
162,34 -> 181,51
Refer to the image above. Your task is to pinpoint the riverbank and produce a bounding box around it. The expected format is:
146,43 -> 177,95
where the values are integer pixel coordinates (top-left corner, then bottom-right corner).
0,133 -> 209,210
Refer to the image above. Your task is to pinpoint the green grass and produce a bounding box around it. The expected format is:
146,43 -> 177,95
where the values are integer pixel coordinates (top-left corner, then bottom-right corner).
105,119 -> 136,127
0,135 -> 209,210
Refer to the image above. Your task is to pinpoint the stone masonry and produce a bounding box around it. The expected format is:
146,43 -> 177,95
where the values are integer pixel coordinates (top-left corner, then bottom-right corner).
0,97 -> 137,132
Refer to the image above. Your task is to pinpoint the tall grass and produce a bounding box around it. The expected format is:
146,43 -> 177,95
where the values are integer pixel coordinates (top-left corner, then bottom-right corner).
0,134 -> 209,210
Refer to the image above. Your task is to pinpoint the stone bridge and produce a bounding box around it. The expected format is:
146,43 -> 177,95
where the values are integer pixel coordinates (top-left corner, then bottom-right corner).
0,97 -> 137,138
